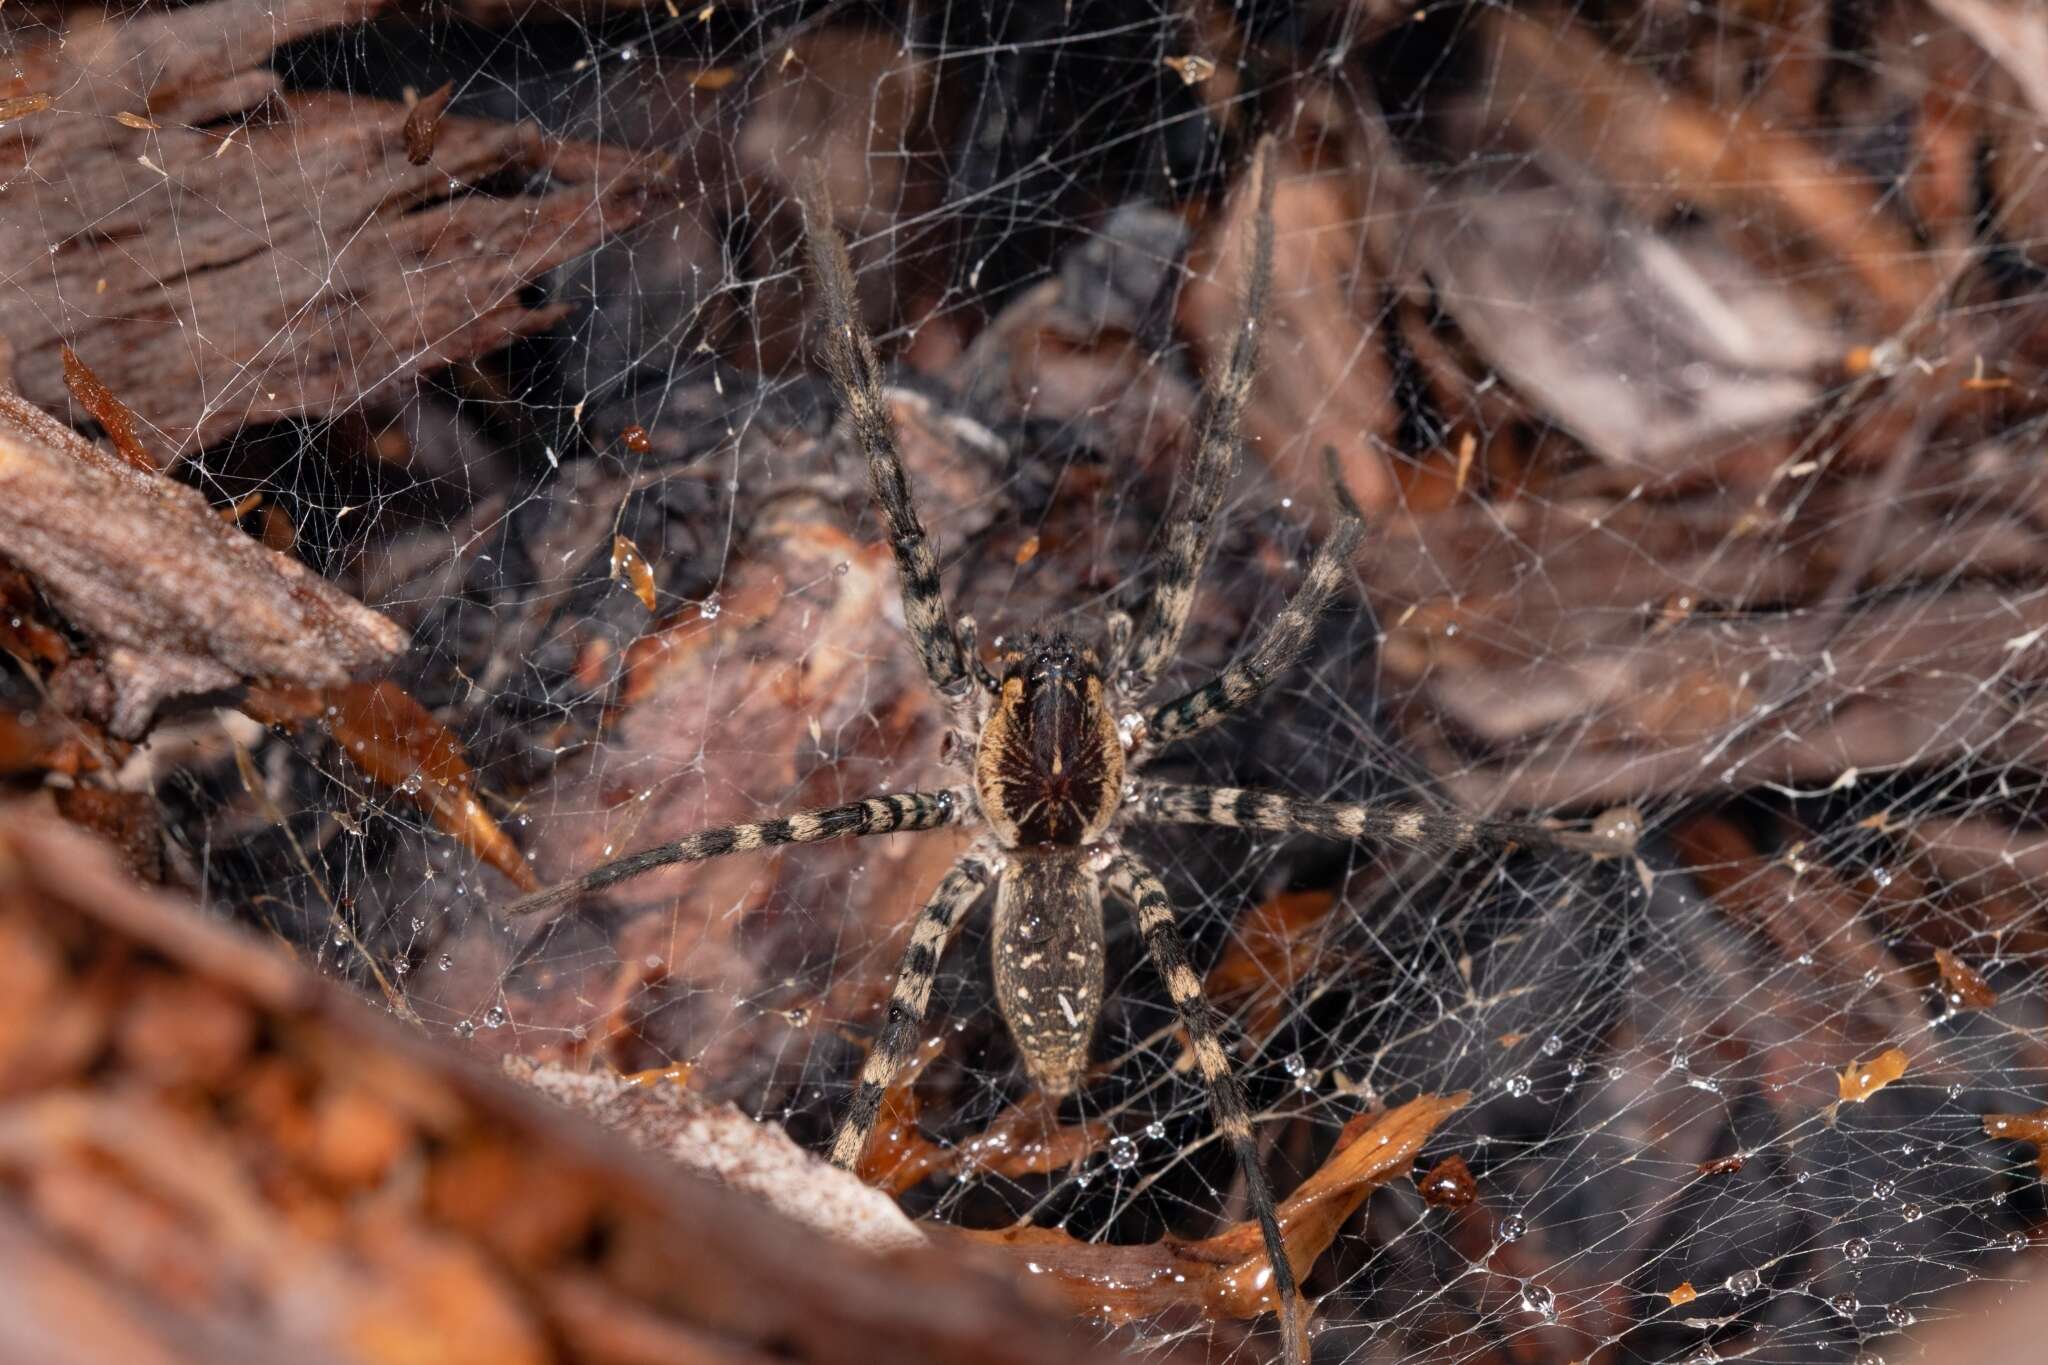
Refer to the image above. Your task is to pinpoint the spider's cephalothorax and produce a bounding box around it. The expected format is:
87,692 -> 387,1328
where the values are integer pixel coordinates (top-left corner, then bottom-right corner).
975,631 -> 1124,849
504,144 -> 1634,1365
973,633 -> 1123,1094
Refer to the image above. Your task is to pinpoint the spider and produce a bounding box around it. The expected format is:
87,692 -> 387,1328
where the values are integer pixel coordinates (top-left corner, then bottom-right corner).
507,140 -> 1631,1363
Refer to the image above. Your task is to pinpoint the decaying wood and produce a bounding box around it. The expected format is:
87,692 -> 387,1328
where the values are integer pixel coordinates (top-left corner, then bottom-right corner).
0,0 -> 659,460
0,386 -> 403,738
0,808 -> 1170,1365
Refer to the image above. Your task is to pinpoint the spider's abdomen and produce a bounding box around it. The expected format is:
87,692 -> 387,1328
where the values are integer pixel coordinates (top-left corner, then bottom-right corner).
990,852 -> 1105,1097
974,632 -> 1124,848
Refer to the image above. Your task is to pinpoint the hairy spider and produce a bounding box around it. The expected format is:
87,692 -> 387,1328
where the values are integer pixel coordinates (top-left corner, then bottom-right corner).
506,142 -> 1630,1363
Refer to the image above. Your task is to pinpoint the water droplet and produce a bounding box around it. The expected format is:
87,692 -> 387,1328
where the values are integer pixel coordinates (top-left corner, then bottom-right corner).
1108,1136 -> 1138,1171
1886,1305 -> 1914,1327
1283,1052 -> 1307,1079
1690,1349 -> 1719,1364
1145,1121 -> 1167,1142
1874,1180 -> 1896,1200
454,1019 -> 476,1040
482,1005 -> 508,1030
833,561 -> 849,576
699,591 -> 722,620
1831,1293 -> 1859,1318
784,1006 -> 811,1027
1948,1083 -> 1965,1101
2008,1231 -> 2029,1252
437,953 -> 453,972
1505,1072 -> 1533,1097
1899,1202 -> 1922,1223
1725,1268 -> 1761,1297
1844,1237 -> 1871,1262
1499,1213 -> 1527,1243
1566,1059 -> 1585,1077
1541,1034 -> 1563,1056
399,772 -> 424,795
1519,1282 -> 1556,1322
1853,1354 -> 1884,1365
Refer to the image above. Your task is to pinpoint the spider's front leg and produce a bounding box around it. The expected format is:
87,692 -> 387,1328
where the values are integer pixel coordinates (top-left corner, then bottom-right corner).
796,167 -> 971,704
1139,449 -> 1367,760
1133,780 -> 1639,858
503,789 -> 970,920
1120,138 -> 1277,699
1104,848 -> 1309,1364
830,845 -> 998,1170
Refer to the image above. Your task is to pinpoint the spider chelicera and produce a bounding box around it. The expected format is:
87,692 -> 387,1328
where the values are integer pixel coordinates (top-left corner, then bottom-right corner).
507,140 -> 1632,1363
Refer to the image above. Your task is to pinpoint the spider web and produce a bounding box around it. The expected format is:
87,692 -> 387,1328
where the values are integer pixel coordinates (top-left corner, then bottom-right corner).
17,0 -> 2048,1361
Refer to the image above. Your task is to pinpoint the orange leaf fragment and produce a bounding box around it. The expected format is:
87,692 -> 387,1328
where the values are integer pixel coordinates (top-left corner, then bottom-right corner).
1697,1153 -> 1745,1177
609,536 -> 658,612
114,111 -> 159,131
961,1092 -> 1466,1327
244,681 -> 537,892
854,1036 -> 1110,1197
619,423 -> 652,453
688,67 -> 738,91
1933,947 -> 1998,1011
1013,534 -> 1040,566
403,80 -> 454,166
1838,1047 -> 1908,1104
0,93 -> 51,123
61,344 -> 157,473
1668,1281 -> 1697,1306
1416,1153 -> 1476,1208
1983,1108 -> 2048,1175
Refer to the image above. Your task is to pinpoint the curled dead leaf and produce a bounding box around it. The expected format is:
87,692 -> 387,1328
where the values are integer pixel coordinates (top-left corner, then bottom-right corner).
403,81 -> 454,166
61,344 -> 158,474
1934,947 -> 1998,1010
1983,1108 -> 2048,1176
610,535 -> 658,612
243,681 -> 537,893
960,1092 -> 1466,1327
1838,1047 -> 1909,1104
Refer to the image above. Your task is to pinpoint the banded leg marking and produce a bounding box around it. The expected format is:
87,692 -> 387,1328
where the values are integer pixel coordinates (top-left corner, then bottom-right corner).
1145,454 -> 1365,752
505,788 -> 970,919
830,848 -> 997,1171
1105,848 -> 1305,1354
796,166 -> 968,698
1134,782 -> 1627,856
1122,139 -> 1278,699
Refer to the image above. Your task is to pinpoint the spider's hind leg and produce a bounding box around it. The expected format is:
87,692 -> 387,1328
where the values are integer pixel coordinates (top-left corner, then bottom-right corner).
830,845 -> 999,1171
1104,848 -> 1310,1364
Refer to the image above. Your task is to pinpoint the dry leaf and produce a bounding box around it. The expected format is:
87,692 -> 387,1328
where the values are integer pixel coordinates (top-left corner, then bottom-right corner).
1984,1108 -> 2048,1176
243,681 -> 537,893
61,344 -> 157,473
403,80 -> 454,165
1934,947 -> 1998,1010
1838,1047 -> 1909,1104
609,535 -> 658,612
961,1092 -> 1465,1326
